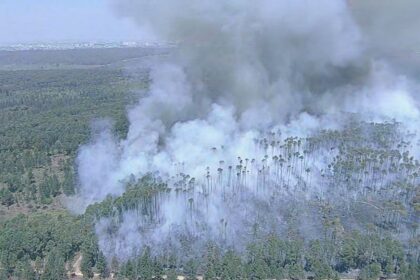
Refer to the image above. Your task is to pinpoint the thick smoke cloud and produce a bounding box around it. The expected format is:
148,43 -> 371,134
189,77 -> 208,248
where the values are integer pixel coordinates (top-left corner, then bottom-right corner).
350,0 -> 420,72
71,0 -> 420,259
113,0 -> 365,128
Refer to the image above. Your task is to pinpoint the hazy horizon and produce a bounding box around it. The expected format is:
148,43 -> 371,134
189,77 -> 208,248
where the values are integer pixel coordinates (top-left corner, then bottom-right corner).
0,0 -> 154,45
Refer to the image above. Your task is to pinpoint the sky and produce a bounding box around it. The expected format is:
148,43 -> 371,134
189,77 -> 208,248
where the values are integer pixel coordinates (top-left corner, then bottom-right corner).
0,0 -> 150,45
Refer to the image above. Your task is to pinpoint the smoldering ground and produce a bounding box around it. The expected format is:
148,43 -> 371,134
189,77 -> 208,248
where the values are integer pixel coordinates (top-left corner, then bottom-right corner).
69,0 -> 420,260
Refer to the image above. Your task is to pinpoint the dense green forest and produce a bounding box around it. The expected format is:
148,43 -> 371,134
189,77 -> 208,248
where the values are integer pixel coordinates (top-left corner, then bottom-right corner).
0,48 -> 142,278
0,50 -> 149,216
0,48 -> 418,280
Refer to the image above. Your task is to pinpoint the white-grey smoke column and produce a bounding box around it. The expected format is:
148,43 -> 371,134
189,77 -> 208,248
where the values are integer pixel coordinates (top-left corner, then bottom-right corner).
71,0 -> 420,260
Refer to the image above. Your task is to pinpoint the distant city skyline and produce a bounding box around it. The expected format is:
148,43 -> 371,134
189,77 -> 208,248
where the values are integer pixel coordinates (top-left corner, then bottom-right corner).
0,0 -> 153,45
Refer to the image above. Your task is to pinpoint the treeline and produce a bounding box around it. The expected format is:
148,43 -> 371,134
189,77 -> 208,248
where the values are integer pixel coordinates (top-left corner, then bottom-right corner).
2,213 -> 417,280
114,234 -> 418,280
0,47 -> 168,67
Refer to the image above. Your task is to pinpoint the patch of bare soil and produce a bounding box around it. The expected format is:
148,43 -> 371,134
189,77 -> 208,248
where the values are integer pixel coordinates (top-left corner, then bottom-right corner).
69,253 -> 83,280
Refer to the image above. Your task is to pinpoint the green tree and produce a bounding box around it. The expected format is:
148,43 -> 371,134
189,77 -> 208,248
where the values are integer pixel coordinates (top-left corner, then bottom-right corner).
306,240 -> 336,279
96,251 -> 109,278
400,260 -> 419,280
41,249 -> 66,280
137,247 -> 154,280
359,263 -> 381,280
0,188 -> 15,207
184,258 -> 199,280
286,263 -> 305,280
204,244 -> 221,279
220,250 -> 244,279
13,260 -> 36,280
246,243 -> 269,280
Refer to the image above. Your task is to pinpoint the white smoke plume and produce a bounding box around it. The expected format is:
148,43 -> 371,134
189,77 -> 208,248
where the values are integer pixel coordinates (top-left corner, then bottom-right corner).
71,0 -> 420,260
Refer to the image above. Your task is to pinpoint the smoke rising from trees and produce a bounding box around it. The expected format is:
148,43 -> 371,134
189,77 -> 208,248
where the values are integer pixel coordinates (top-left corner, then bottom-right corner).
71,0 -> 420,260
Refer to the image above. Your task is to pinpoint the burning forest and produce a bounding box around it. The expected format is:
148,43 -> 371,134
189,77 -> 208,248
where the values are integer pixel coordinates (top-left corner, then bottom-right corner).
67,0 -> 420,279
